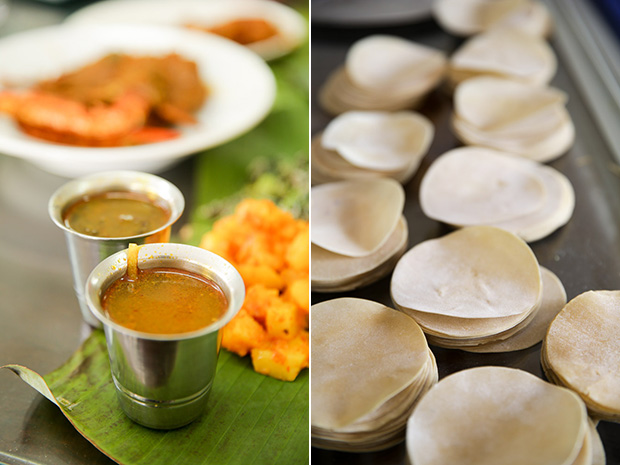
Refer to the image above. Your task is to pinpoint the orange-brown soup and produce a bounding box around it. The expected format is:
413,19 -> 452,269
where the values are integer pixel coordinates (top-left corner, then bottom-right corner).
102,267 -> 228,334
63,191 -> 170,238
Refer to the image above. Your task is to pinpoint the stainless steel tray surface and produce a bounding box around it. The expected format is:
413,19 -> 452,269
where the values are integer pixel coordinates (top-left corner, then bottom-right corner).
311,12 -> 620,465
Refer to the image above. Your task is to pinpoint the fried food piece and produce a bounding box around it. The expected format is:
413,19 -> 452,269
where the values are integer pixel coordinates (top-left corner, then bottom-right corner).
251,332 -> 309,382
151,54 -> 207,124
286,278 -> 309,313
286,228 -> 309,272
36,53 -> 207,126
237,264 -> 285,290
37,54 -> 159,105
187,19 -> 278,45
221,308 -> 268,357
0,90 -> 178,146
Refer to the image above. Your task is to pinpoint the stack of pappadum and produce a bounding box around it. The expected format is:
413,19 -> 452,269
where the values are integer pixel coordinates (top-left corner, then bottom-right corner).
433,0 -> 552,38
391,226 -> 567,352
420,147 -> 575,242
311,178 -> 407,292
448,28 -> 556,88
310,0 -> 617,461
312,298 -> 437,452
437,0 -> 576,162
319,35 -> 446,115
312,110 -> 433,185
542,290 -> 620,422
452,77 -> 575,162
407,366 -> 605,465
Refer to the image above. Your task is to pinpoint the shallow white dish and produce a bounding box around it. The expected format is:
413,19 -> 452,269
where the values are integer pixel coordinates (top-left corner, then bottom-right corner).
67,0 -> 307,61
0,23 -> 276,178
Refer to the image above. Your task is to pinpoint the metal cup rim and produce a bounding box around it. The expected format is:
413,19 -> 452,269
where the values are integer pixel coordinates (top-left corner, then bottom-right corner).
84,243 -> 246,341
48,170 -> 185,241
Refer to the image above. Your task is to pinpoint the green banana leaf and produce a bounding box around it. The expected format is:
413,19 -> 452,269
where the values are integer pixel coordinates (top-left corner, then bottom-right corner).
2,330 -> 309,465
185,17 -> 310,245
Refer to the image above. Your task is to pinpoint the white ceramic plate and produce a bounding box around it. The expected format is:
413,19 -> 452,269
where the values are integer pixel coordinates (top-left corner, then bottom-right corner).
0,23 -> 276,178
67,0 -> 307,61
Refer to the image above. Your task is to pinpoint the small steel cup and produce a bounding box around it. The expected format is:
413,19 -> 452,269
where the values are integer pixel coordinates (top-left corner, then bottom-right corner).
85,243 -> 245,430
48,171 -> 184,327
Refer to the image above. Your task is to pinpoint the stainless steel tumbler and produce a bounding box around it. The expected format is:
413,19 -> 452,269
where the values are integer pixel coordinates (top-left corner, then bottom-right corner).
85,243 -> 245,429
48,171 -> 184,327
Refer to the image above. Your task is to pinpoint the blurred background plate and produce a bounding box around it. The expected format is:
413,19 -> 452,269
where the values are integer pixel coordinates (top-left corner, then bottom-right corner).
66,0 -> 308,61
312,0 -> 433,27
0,23 -> 276,178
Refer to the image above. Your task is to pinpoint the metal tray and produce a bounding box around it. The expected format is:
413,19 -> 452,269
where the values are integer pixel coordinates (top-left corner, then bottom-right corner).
311,3 -> 620,463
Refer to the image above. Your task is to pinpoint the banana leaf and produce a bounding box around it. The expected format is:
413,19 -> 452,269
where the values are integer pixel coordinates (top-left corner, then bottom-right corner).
2,330 -> 309,465
185,13 -> 310,245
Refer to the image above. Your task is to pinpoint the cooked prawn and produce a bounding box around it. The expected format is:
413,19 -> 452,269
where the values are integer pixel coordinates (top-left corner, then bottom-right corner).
0,90 -> 177,146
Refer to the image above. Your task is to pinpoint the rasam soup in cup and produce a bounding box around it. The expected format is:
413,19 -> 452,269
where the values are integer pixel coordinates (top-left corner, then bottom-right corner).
85,243 -> 245,429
